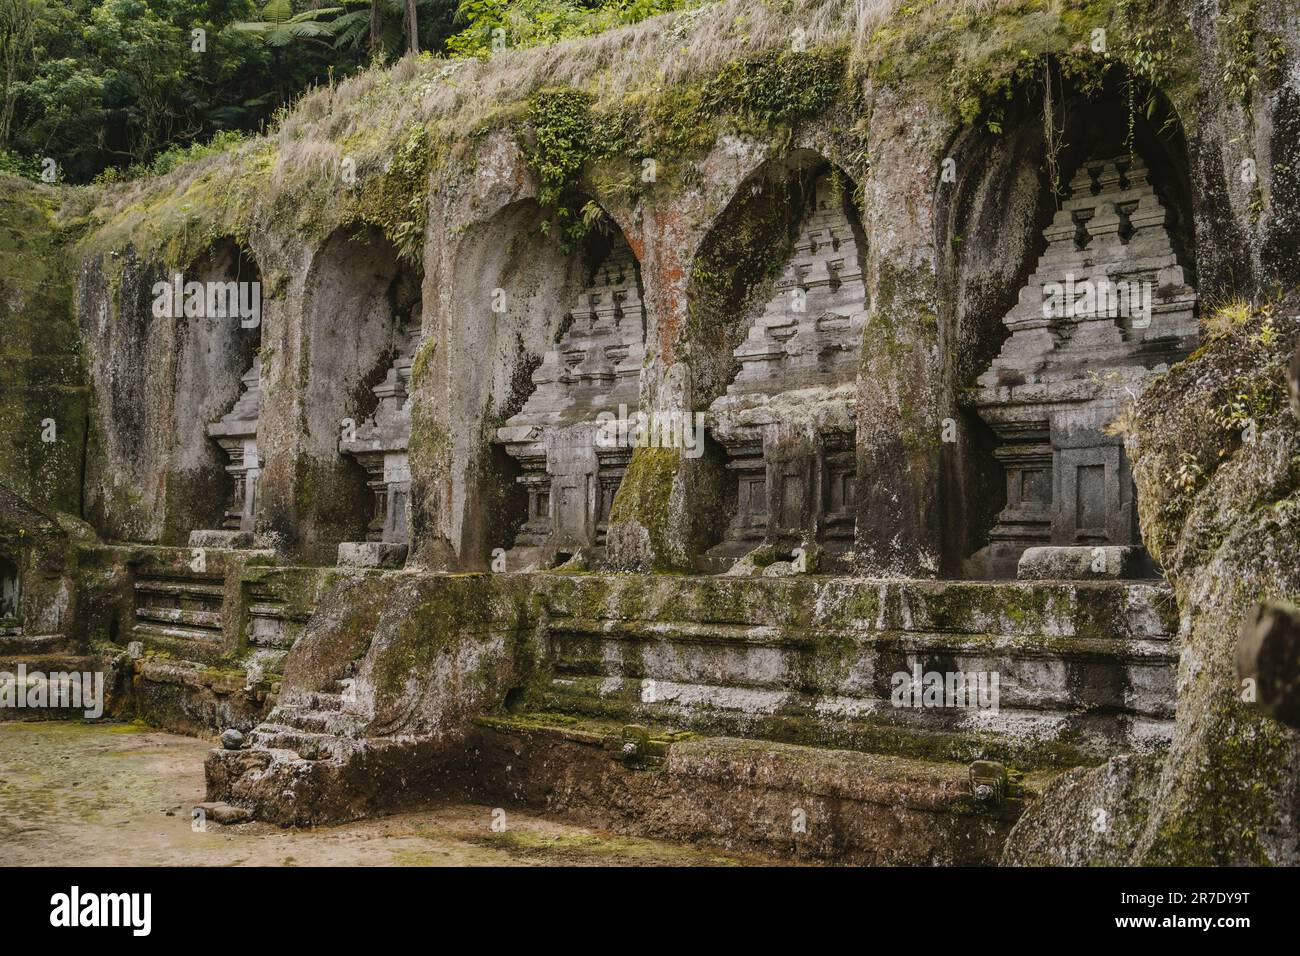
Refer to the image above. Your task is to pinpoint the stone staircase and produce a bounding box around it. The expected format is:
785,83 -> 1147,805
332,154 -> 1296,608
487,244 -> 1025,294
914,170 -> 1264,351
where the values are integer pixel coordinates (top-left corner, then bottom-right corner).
245,681 -> 369,759
132,567 -> 226,663
121,546 -> 300,735
208,676 -> 450,827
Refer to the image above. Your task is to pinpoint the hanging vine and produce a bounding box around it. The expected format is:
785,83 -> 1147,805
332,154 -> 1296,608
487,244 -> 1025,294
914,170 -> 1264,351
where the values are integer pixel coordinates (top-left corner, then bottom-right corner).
1042,57 -> 1066,208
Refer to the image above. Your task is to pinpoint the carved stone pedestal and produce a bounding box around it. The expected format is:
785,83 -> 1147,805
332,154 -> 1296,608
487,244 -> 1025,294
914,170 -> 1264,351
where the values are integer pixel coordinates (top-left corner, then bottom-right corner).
192,361 -> 263,549
337,319 -> 420,567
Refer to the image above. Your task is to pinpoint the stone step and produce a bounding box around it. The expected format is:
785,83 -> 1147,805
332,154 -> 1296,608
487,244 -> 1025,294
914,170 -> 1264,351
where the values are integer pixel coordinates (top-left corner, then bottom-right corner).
547,631 -> 1176,714
0,652 -> 100,673
269,704 -> 367,736
134,605 -> 223,631
538,577 -> 1177,641
246,723 -> 358,760
306,690 -> 345,712
131,620 -> 222,645
0,633 -> 77,656
130,623 -> 226,666
549,616 -> 1176,647
133,579 -> 226,601
458,711 -> 1056,864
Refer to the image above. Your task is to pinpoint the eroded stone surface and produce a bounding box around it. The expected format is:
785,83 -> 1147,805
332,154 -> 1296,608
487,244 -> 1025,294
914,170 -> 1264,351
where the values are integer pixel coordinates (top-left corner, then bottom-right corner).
3,0 -> 1299,868
706,173 -> 867,570
496,235 -> 647,561
965,153 -> 1198,578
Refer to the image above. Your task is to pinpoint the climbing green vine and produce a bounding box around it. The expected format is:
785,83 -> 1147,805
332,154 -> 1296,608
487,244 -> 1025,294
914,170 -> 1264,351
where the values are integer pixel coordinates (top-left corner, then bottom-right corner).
526,88 -> 597,251
358,124 -> 434,265
524,47 -> 850,252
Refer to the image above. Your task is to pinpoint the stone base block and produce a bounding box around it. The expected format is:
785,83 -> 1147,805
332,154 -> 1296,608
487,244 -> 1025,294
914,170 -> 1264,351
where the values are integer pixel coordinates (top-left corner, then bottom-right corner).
336,542 -> 408,569
188,529 -> 259,549
192,801 -> 251,825
1017,545 -> 1147,580
497,546 -> 557,573
962,541 -> 1033,579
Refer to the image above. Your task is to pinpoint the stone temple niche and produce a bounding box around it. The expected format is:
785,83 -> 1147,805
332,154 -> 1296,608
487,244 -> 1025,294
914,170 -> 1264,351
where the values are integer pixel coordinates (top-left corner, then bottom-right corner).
196,360 -> 263,548
495,234 -> 647,566
704,173 -> 867,572
964,151 -> 1198,578
337,311 -> 422,568
179,239 -> 262,550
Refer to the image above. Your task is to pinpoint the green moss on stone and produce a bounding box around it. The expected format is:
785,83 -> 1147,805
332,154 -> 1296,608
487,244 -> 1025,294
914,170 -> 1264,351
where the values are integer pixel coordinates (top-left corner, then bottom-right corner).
608,446 -> 680,570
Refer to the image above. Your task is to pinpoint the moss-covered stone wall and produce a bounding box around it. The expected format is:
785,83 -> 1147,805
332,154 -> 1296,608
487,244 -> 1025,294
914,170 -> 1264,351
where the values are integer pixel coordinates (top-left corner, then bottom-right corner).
0,178 -> 86,516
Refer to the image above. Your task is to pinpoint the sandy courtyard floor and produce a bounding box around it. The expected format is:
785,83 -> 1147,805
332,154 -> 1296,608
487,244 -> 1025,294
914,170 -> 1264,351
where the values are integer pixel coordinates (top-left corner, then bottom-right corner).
0,720 -> 763,866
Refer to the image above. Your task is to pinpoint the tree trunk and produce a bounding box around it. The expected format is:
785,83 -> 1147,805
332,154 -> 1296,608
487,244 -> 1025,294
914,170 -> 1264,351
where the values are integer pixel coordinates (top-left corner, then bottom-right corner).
369,0 -> 382,54
406,0 -> 418,55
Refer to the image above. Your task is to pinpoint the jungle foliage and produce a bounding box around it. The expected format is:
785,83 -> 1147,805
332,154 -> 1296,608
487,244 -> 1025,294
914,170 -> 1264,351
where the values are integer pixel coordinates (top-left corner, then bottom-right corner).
0,0 -> 688,183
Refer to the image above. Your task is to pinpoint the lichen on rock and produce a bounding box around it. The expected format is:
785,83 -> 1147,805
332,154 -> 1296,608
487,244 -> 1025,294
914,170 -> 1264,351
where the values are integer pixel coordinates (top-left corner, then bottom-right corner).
1004,296 -> 1300,865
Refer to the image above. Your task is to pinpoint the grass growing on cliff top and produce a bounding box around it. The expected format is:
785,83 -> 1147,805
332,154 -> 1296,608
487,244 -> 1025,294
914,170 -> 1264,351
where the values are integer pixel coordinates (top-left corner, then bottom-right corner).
71,0 -> 1199,267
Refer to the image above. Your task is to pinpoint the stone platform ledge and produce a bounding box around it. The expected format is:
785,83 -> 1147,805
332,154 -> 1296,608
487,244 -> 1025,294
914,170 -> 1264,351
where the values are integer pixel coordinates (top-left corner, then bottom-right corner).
0,648 -> 127,721
0,633 -> 78,655
452,713 -> 1045,865
336,542 -> 408,568
205,708 -> 1046,862
80,542 -> 279,572
228,567 -> 1179,642
1017,545 -> 1147,580
188,529 -> 263,550
205,734 -> 451,827
134,657 -> 268,736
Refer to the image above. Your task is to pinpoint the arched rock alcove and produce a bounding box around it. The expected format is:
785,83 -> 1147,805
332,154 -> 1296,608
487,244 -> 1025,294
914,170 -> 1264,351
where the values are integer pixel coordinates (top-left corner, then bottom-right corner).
293,226 -> 421,564
165,239 -> 262,545
687,151 -> 869,572
426,195 -> 645,570
937,65 -> 1198,579
492,216 -> 648,568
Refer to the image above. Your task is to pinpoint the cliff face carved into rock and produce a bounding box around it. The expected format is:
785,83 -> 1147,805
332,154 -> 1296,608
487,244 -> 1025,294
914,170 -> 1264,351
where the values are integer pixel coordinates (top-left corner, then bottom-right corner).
1005,297 -> 1300,864
3,0 -> 1300,863
43,0 -> 1294,579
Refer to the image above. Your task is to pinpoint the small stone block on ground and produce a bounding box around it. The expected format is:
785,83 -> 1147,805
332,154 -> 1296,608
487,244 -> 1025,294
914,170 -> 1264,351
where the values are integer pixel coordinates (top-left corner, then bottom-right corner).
336,542 -> 408,568
193,801 -> 251,825
1017,545 -> 1144,580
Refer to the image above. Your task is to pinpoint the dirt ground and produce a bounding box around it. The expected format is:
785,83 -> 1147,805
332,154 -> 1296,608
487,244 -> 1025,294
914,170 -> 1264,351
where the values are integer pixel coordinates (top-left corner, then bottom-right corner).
0,720 -> 765,866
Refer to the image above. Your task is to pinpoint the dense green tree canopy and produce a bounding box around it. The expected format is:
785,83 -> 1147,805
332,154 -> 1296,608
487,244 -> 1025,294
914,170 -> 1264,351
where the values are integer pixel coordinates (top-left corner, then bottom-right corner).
0,0 -> 694,183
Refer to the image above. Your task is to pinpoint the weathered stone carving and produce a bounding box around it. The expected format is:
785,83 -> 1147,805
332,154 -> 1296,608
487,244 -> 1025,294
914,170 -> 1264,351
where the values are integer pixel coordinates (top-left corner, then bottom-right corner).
193,361 -> 262,548
965,152 -> 1198,577
495,238 -> 647,564
705,173 -> 867,570
337,317 -> 421,567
